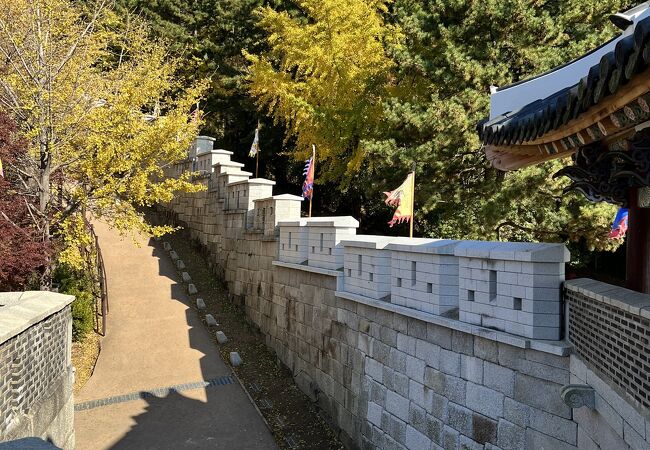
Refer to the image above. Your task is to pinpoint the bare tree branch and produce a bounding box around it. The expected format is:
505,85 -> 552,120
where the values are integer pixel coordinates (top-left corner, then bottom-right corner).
53,0 -> 109,77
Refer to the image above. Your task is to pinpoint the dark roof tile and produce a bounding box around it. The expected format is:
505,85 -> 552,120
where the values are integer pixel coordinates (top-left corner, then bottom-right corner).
479,16 -> 650,146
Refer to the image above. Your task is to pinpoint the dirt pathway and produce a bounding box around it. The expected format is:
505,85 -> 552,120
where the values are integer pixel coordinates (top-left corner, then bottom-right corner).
73,222 -> 278,450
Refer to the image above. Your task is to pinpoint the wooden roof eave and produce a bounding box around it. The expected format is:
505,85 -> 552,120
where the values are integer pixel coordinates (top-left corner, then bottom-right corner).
524,66 -> 650,147
485,145 -> 575,171
487,66 -> 650,170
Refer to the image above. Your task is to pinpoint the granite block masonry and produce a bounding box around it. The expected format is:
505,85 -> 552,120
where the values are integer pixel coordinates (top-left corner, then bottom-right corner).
159,136 -> 650,450
0,292 -> 75,449
386,238 -> 460,316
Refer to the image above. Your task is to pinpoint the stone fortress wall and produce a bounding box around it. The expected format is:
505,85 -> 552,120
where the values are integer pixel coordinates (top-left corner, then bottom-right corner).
160,136 -> 650,450
0,292 -> 75,449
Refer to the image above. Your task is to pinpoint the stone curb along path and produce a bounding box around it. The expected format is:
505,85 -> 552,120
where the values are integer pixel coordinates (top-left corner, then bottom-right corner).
165,242 -> 226,335
163,243 -> 242,369
161,241 -> 279,443
73,224 -> 278,450
158,225 -> 346,450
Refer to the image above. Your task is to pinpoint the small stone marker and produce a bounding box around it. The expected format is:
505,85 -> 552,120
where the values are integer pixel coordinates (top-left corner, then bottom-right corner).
163,242 -> 171,251
196,298 -> 206,310
188,283 -> 198,294
230,352 -> 242,367
205,314 -> 218,326
182,272 -> 192,283
169,251 -> 179,261
216,331 -> 228,344
176,260 -> 186,270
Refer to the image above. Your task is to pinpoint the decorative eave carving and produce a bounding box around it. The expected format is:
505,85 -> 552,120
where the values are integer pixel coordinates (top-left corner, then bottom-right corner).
552,130 -> 650,207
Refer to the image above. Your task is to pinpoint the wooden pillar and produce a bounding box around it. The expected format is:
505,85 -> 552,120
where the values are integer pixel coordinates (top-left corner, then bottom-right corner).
626,188 -> 650,293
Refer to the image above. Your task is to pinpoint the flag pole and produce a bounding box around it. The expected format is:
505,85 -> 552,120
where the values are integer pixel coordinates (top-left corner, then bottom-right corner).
309,144 -> 316,218
409,162 -> 416,238
255,121 -> 260,178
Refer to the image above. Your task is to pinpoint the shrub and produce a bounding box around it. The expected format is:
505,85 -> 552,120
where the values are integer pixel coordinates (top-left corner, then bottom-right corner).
53,265 -> 95,341
0,111 -> 50,291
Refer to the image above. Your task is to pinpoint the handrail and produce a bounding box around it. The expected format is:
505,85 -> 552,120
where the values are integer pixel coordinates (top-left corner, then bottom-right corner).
83,218 -> 108,336
94,226 -> 108,336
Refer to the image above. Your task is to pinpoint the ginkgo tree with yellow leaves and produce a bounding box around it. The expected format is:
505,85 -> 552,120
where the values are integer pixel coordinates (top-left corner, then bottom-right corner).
245,0 -> 402,183
0,0 -> 205,270
245,0 -> 628,261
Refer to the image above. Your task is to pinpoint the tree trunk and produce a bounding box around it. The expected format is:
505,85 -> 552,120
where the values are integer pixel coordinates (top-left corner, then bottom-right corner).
39,142 -> 50,241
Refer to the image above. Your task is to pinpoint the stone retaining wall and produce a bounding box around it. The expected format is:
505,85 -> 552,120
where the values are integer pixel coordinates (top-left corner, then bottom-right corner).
0,292 -> 75,449
160,137 -> 650,449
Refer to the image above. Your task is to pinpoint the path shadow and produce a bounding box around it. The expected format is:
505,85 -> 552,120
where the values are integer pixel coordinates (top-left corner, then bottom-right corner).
101,238 -> 276,450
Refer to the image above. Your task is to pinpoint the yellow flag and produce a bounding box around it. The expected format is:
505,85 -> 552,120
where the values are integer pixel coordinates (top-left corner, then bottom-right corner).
0,158 -> 3,178
384,172 -> 414,227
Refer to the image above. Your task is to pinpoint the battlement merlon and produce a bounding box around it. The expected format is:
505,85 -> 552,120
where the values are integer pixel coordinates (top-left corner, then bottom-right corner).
340,235 -> 398,301
385,239 -> 461,316
196,149 -> 234,172
189,135 -> 216,159
253,194 -> 303,236
200,148 -> 233,157
340,235 -> 397,250
454,241 -> 569,340
385,238 -> 460,255
305,216 -> 359,271
278,218 -> 310,264
215,170 -> 252,199
277,217 -> 359,267
226,178 -> 276,227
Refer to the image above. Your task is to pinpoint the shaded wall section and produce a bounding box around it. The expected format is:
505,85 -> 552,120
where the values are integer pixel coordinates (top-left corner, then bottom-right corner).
0,292 -> 75,449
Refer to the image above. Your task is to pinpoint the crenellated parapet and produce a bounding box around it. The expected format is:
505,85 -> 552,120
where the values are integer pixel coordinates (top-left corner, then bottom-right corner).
164,136 -> 568,342
275,218 -> 568,341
